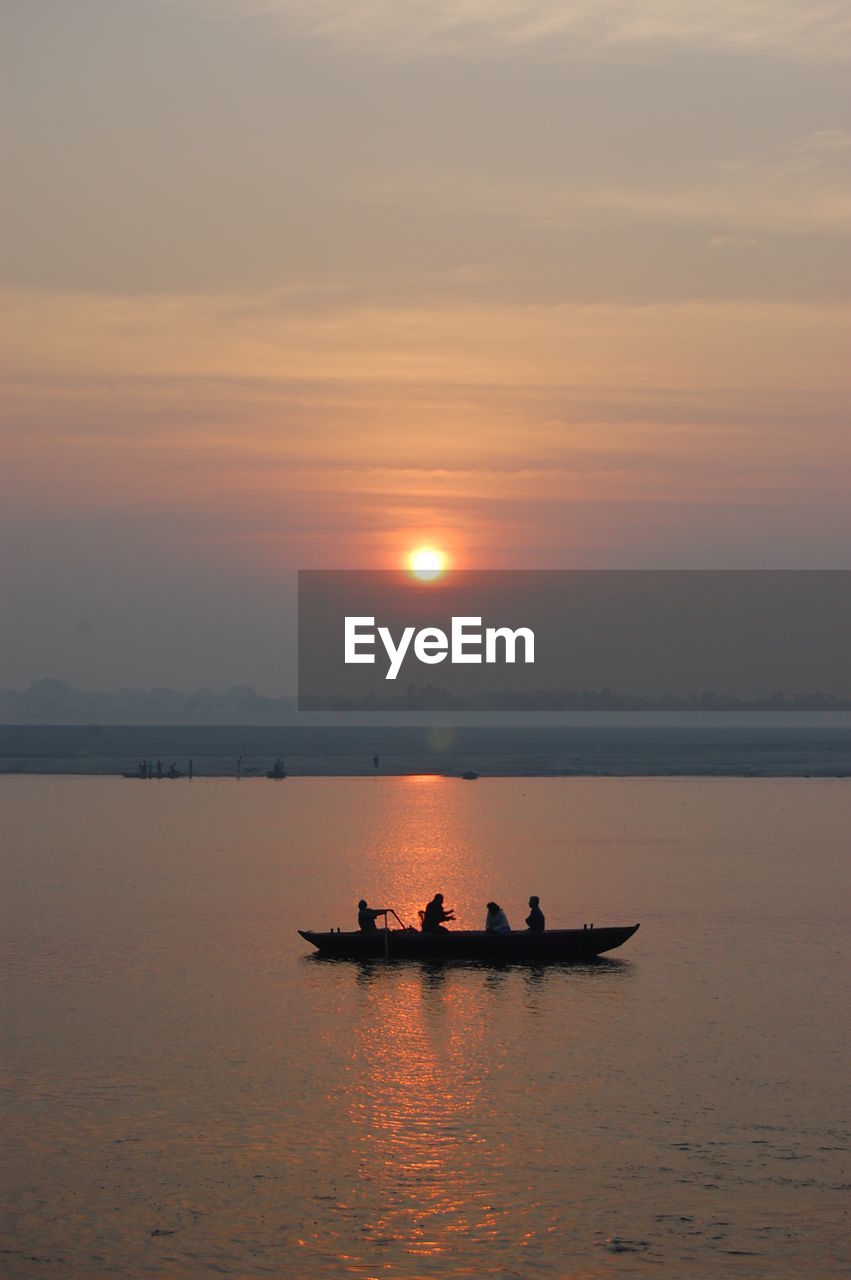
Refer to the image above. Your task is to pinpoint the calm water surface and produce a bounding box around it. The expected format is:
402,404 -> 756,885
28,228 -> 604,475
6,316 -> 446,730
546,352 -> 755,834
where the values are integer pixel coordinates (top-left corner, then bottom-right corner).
1,776 -> 848,1278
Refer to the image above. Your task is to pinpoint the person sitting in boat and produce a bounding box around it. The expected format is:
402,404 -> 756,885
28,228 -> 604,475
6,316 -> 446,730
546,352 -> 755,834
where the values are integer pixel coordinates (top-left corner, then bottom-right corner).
357,900 -> 388,932
485,901 -> 511,932
525,895 -> 545,932
422,892 -> 455,933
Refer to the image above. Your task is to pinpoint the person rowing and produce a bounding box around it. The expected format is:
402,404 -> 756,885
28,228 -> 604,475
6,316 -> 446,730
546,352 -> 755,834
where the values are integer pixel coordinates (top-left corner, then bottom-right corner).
357,899 -> 389,932
421,892 -> 456,933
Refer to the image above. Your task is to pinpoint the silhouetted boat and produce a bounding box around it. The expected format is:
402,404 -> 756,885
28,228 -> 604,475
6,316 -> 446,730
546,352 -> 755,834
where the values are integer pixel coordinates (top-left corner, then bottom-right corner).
266,759 -> 287,779
460,770 -> 479,779
299,923 -> 639,962
121,769 -> 184,779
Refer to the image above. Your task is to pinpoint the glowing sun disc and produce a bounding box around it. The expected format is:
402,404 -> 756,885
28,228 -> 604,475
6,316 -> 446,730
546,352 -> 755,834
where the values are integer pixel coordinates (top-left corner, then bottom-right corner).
409,547 -> 446,581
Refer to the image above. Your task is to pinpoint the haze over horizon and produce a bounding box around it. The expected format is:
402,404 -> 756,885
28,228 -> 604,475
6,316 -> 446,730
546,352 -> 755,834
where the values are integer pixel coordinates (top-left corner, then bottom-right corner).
2,1 -> 849,695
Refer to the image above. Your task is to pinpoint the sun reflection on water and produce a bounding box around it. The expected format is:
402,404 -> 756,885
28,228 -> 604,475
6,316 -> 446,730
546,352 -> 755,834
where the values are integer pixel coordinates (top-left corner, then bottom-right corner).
346,964 -> 502,1257
331,781 -> 515,1260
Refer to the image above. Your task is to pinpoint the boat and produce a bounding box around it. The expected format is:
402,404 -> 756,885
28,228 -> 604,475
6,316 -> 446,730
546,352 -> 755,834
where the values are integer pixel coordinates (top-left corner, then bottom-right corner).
298,922 -> 639,963
266,759 -> 287,779
460,770 -> 479,780
121,769 -> 184,779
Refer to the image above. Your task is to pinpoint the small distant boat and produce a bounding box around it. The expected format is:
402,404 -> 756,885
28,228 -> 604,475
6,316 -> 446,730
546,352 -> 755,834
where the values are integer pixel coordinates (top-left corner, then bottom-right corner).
121,768 -> 184,779
460,770 -> 479,780
299,923 -> 639,963
266,759 -> 287,779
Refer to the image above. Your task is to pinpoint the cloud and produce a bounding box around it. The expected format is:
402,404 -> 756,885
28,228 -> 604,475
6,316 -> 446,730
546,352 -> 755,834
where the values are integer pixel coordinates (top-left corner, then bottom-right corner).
212,0 -> 851,60
709,236 -> 763,252
3,287 -> 847,397
3,286 -> 848,544
348,130 -> 851,237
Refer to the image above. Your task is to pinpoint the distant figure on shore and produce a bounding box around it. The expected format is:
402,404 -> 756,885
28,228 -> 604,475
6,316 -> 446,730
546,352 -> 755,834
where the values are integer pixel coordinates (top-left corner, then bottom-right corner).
156,759 -> 162,779
526,896 -> 545,932
373,754 -> 379,769
485,901 -> 511,932
422,892 -> 455,933
188,759 -> 193,780
147,760 -> 153,778
357,899 -> 388,932
237,755 -> 243,780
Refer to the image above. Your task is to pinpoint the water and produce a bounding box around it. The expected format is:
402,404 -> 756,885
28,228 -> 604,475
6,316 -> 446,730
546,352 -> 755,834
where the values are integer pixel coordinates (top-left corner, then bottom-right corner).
1,776 -> 848,1278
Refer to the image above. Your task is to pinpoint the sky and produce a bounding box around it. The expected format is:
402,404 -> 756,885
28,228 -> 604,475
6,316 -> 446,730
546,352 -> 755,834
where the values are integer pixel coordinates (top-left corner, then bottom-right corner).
1,0 -> 849,694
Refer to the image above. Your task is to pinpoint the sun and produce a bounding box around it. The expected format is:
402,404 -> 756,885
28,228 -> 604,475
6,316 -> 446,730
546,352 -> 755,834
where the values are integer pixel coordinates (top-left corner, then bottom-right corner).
408,546 -> 446,581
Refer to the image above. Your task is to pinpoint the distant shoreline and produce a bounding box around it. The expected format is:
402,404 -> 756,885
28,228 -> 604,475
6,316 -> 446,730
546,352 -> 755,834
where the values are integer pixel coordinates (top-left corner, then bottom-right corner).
2,723 -> 849,779
4,770 -> 849,779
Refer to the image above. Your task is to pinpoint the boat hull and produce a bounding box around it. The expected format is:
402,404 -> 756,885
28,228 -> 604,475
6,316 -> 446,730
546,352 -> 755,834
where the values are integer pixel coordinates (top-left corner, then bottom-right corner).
298,924 -> 639,963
